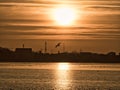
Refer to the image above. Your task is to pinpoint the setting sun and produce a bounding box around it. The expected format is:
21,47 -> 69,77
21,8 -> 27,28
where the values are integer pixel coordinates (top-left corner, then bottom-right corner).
52,6 -> 77,26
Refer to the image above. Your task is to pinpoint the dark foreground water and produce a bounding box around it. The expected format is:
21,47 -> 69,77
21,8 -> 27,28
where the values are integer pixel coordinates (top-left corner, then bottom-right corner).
0,63 -> 120,90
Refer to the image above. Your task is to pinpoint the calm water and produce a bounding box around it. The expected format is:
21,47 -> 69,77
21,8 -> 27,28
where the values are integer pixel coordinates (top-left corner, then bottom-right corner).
0,62 -> 120,90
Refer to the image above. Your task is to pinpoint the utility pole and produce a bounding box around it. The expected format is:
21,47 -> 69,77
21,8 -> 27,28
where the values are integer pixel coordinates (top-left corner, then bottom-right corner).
23,44 -> 24,48
63,43 -> 65,53
45,41 -> 47,53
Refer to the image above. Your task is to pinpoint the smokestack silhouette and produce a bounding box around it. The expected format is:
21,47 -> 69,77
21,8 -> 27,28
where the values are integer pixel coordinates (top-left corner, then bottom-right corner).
45,41 -> 47,53
23,44 -> 24,48
63,43 -> 65,52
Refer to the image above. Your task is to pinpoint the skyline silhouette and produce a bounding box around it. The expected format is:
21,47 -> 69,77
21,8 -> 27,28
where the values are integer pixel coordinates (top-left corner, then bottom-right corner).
0,46 -> 120,63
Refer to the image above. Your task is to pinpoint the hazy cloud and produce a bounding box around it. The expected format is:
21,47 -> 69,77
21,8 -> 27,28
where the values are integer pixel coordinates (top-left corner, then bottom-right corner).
0,0 -> 120,40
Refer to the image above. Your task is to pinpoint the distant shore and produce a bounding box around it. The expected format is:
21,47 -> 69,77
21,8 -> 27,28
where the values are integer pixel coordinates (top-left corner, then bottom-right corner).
0,53 -> 120,63
0,47 -> 120,63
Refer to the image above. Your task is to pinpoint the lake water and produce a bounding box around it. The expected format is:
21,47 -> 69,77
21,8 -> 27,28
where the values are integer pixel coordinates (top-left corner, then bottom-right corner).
0,63 -> 120,90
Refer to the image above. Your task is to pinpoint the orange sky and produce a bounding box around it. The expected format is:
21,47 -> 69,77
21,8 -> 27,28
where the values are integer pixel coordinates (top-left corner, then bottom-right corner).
0,0 -> 120,53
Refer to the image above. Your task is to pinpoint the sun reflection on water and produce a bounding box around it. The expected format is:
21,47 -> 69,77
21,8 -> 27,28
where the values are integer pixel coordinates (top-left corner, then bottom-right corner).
58,63 -> 69,70
55,63 -> 70,89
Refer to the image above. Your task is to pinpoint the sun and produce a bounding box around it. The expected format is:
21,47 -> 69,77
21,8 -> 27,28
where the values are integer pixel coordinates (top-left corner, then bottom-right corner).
52,6 -> 77,26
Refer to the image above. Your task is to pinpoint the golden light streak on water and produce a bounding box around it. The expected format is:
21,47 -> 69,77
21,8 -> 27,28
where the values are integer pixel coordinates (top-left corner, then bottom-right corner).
58,63 -> 70,70
55,63 -> 70,89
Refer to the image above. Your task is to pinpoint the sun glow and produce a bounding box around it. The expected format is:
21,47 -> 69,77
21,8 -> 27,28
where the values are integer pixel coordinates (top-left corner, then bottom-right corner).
58,63 -> 69,70
52,6 -> 77,26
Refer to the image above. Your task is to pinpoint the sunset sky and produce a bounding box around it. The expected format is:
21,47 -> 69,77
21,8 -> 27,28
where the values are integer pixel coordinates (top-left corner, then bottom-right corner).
0,0 -> 120,53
